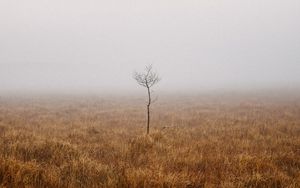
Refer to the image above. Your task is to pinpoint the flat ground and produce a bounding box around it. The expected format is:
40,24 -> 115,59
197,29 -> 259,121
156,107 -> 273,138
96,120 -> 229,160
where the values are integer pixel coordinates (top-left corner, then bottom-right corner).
0,93 -> 300,187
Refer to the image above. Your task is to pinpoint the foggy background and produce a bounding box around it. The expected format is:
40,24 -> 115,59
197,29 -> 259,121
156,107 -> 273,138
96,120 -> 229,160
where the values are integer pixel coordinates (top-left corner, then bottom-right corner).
1,0 -> 299,94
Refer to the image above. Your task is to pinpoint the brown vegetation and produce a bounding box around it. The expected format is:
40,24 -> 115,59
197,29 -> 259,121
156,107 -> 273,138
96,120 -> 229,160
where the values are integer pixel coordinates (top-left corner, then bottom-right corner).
0,93 -> 300,187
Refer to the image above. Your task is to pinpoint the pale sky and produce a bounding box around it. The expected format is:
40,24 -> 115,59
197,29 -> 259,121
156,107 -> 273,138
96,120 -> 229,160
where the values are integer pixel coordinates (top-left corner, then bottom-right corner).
0,0 -> 299,93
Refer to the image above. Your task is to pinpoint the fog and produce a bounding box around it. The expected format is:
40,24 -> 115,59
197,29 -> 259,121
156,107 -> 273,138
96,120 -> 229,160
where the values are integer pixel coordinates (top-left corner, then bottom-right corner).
1,0 -> 300,94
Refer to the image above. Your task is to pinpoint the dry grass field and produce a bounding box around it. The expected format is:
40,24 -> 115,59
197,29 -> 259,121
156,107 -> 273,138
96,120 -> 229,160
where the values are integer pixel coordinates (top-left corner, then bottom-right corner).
0,92 -> 300,187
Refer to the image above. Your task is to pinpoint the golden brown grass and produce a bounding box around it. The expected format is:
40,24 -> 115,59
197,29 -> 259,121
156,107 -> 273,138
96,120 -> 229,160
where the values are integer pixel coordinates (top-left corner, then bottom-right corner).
0,93 -> 300,187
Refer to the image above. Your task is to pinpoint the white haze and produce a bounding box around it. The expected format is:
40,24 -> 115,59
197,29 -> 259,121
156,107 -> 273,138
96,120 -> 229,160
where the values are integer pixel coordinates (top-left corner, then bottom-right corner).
0,0 -> 300,94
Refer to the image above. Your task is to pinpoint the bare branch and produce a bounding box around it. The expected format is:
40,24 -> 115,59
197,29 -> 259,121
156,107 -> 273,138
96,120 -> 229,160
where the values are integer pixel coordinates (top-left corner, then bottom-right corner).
133,65 -> 161,134
133,65 -> 161,89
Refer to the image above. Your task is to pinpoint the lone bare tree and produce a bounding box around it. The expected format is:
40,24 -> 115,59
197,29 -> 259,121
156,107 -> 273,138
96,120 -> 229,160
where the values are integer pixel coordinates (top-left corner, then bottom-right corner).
133,65 -> 161,134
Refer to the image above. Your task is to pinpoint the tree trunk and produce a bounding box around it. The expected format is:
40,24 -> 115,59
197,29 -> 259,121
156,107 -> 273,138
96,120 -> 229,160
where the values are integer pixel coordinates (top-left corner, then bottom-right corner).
147,86 -> 151,134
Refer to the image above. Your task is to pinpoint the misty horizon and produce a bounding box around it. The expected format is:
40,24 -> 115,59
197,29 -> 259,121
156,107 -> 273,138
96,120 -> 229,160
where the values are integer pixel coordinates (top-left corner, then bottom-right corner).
1,0 -> 299,93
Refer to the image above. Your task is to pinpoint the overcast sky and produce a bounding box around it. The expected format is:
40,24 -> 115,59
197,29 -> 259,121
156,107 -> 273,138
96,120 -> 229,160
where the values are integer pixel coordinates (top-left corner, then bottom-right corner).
0,0 -> 299,93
